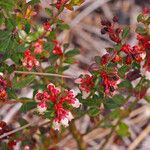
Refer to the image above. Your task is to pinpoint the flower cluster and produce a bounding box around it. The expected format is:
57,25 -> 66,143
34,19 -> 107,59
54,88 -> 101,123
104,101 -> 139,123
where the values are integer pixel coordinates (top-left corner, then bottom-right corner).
22,50 -> 40,71
33,39 -> 44,54
101,16 -> 121,43
75,74 -> 94,93
121,44 -> 146,64
55,0 -> 67,10
22,39 -> 63,70
100,71 -> 120,95
52,40 -> 63,56
75,71 -> 120,96
43,22 -> 52,32
35,83 -> 81,130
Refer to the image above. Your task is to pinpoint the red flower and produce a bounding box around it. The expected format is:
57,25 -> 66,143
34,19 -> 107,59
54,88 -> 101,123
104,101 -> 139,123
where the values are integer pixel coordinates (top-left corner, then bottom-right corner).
8,140 -> 17,149
35,83 -> 81,130
0,121 -> 7,135
101,53 -> 110,65
101,19 -> 121,43
121,44 -> 145,64
43,22 -> 52,31
0,89 -> 7,102
126,55 -> 132,65
0,75 -> 8,89
0,121 -> 11,139
121,44 -> 132,54
24,145 -> 30,150
54,103 -> 73,128
22,50 -> 40,71
75,74 -> 94,93
52,40 -> 63,56
112,54 -> 122,63
137,34 -> 150,50
33,39 -> 43,54
143,7 -> 149,15
109,33 -> 121,43
55,0 -> 67,10
100,71 -> 120,95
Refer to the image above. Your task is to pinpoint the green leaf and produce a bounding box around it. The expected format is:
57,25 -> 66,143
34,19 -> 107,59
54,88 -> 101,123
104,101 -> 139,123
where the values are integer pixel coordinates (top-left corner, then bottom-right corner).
132,62 -> 140,70
5,18 -> 16,30
48,31 -> 56,40
0,13 -> 4,25
45,8 -> 53,16
94,56 -> 101,64
13,75 -> 35,89
19,118 -> 28,126
113,95 -> 125,106
11,52 -> 24,64
6,88 -> 17,99
122,26 -> 130,39
59,65 -> 70,72
114,43 -> 122,51
65,49 -> 80,57
118,65 -> 129,78
0,31 -> 13,52
44,42 -> 54,52
116,122 -> 130,137
145,96 -> 150,103
0,0 -> 15,11
25,23 -> 31,34
137,14 -> 144,22
104,99 -> 119,109
64,57 -> 75,64
109,109 -> 120,119
104,95 -> 125,109
57,23 -> 70,30
39,50 -> 50,58
20,101 -> 37,113
16,45 -> 27,52
118,80 -> 133,89
80,97 -> 101,107
136,26 -> 146,35
88,107 -> 100,117
44,110 -> 55,119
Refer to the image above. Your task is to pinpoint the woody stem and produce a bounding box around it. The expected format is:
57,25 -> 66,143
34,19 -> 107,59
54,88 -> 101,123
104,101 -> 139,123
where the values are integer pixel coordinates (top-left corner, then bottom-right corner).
69,121 -> 87,150
14,71 -> 76,79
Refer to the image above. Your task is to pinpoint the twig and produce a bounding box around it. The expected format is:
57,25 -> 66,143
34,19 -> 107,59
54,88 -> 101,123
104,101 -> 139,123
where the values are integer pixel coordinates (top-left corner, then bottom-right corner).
14,71 -> 76,79
69,121 -> 87,150
128,125 -> 150,150
0,122 -> 35,139
0,120 -> 50,139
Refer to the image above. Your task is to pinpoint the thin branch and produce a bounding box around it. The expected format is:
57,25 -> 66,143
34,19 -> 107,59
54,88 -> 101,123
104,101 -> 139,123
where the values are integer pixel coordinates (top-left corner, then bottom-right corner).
0,122 -> 34,139
128,125 -> 150,150
69,121 -> 87,150
0,120 -> 50,139
14,71 -> 76,79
